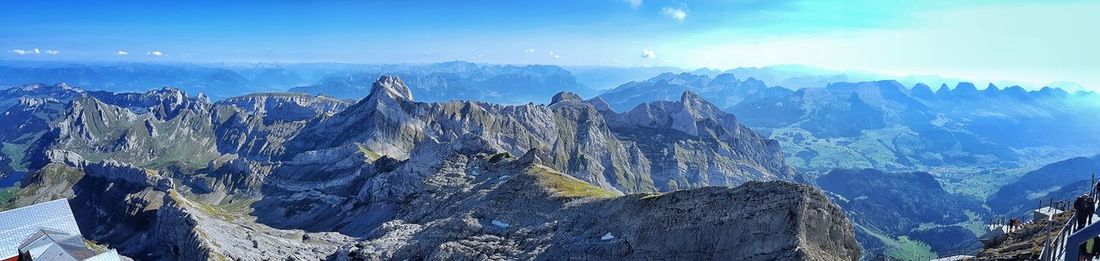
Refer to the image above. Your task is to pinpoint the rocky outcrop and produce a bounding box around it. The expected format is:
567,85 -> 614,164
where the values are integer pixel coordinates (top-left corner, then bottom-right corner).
974,210 -> 1067,260
606,90 -> 799,189
329,148 -> 858,260
152,195 -> 215,261
150,190 -> 352,261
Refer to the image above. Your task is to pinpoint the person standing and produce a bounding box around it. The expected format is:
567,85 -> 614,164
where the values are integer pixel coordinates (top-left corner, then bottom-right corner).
1088,194 -> 1097,225
1077,195 -> 1088,231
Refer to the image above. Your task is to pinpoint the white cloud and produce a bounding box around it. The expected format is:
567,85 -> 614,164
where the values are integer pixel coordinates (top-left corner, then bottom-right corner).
662,7 -> 687,21
9,48 -> 51,55
549,51 -> 560,59
525,48 -> 535,53
116,50 -> 129,55
147,51 -> 163,56
625,0 -> 642,8
641,49 -> 656,58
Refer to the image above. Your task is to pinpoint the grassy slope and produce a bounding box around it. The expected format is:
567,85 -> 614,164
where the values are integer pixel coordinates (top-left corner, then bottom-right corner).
528,165 -> 617,198
858,224 -> 936,260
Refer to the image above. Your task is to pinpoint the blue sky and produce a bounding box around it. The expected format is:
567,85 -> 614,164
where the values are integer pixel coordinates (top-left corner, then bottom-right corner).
2,0 -> 1098,88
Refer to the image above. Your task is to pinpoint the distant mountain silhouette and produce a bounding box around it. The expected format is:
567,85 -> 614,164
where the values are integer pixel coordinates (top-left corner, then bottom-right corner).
288,61 -> 588,104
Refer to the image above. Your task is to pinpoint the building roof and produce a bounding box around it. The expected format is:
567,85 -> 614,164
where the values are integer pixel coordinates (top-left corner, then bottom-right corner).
19,229 -> 98,261
0,199 -> 83,259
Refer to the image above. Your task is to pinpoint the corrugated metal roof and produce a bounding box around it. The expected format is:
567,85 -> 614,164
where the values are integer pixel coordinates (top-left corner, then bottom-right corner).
0,199 -> 82,258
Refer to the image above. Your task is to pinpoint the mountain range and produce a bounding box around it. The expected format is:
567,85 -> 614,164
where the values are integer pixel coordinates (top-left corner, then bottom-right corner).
1,60 -> 1096,260
0,77 -> 858,260
599,73 -> 1100,173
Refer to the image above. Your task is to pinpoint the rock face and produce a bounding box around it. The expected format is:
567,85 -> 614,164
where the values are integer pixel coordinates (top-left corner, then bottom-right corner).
332,149 -> 859,260
974,208 -> 1068,260
0,76 -> 854,260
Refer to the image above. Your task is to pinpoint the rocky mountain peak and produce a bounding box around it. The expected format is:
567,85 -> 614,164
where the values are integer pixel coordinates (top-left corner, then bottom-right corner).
911,83 -> 934,99
954,82 -> 979,97
935,83 -> 952,97
367,75 -> 414,102
550,91 -> 582,104
679,90 -> 704,105
196,92 -> 211,103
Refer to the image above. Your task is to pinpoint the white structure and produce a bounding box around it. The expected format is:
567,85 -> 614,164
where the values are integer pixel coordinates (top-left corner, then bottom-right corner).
1033,206 -> 1064,222
0,199 -> 121,261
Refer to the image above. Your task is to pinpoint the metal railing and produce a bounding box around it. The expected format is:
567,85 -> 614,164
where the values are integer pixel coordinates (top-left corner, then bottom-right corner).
1039,175 -> 1098,261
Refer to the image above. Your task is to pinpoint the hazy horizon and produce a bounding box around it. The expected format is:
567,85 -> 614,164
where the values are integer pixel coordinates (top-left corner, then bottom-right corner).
3,0 -> 1099,91
0,59 -> 1090,93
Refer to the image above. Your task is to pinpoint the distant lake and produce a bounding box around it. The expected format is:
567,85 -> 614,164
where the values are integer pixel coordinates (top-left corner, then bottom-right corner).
0,171 -> 25,187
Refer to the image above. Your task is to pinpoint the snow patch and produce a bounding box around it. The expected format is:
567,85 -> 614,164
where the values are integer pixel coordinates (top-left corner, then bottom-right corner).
491,220 -> 510,228
601,232 -> 615,240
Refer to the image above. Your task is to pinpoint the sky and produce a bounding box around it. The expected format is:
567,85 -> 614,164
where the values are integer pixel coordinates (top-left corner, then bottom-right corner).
1,0 -> 1098,89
